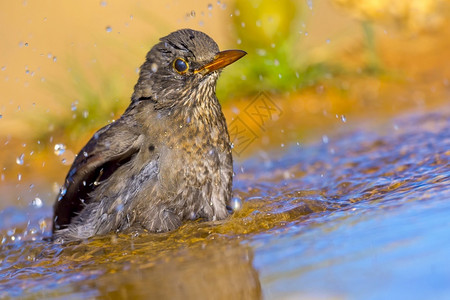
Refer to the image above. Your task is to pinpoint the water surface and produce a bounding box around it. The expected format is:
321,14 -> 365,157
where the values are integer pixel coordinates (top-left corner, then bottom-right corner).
1,107 -> 449,299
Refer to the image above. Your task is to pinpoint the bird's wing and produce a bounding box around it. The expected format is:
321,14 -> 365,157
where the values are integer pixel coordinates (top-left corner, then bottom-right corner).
52,119 -> 144,232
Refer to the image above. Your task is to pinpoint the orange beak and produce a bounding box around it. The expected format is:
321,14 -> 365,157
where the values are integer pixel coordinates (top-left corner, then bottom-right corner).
195,49 -> 247,75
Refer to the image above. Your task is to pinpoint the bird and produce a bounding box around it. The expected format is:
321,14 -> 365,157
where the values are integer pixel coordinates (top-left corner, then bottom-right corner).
52,29 -> 246,242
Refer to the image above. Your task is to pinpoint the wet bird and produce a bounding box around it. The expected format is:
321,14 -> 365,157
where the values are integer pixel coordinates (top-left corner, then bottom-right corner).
52,29 -> 246,242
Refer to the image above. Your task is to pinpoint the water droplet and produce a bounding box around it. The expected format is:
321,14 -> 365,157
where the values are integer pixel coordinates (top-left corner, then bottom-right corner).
32,197 -> 43,208
241,22 -> 245,28
16,154 -> 24,165
150,63 -> 158,72
307,0 -> 313,10
71,101 -> 78,111
256,49 -> 267,56
0,114 -> 2,119
25,42 -> 29,47
274,59 -> 280,66
53,56 -> 57,62
54,144 -> 66,156
59,186 -> 67,198
82,110 -> 89,118
115,203 -> 124,213
18,173 -> 22,181
106,26 -> 112,33
208,3 -> 213,10
100,0 -> 107,6
281,143 -> 285,147
256,20 -> 261,27
237,38 -> 241,45
234,9 -> 240,16
326,39 -> 330,44
39,219 -> 47,232
304,32 -> 309,36
230,197 -> 242,212
341,115 -> 347,122
1,66 -> 5,71
190,10 -> 196,17
322,135 -> 329,144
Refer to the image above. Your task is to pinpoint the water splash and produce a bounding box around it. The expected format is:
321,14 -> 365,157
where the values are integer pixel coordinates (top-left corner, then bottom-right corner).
71,101 -> 78,111
31,197 -> 43,208
16,154 -> 24,165
230,197 -> 242,212
54,144 -> 66,156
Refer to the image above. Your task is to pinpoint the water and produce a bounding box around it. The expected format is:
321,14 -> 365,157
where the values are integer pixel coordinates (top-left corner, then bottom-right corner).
0,108 -> 449,299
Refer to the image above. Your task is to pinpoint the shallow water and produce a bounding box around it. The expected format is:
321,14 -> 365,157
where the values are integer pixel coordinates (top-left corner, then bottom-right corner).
1,107 -> 449,299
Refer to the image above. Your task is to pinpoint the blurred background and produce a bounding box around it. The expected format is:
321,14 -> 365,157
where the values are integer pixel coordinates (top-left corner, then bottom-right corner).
0,0 -> 449,208
1,1 -> 450,299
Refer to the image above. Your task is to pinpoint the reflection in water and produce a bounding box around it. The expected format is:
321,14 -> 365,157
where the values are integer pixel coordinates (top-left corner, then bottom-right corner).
86,240 -> 261,299
1,230 -> 261,299
1,108 -> 449,298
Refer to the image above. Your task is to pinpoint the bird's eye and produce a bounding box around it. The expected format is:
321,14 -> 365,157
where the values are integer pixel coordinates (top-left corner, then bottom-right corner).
173,58 -> 189,74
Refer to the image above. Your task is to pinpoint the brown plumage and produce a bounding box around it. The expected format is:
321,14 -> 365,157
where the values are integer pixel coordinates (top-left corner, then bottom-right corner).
52,29 -> 246,242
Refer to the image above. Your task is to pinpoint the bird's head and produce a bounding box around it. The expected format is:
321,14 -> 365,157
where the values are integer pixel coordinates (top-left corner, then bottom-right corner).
132,29 -> 246,110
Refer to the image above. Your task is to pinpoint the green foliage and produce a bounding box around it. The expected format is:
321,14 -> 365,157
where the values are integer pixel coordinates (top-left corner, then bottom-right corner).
217,0 -> 339,99
32,60 -> 130,146
34,1 -> 379,145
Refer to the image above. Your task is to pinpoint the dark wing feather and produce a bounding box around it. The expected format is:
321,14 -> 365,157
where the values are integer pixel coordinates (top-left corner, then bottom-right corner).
52,120 -> 142,232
